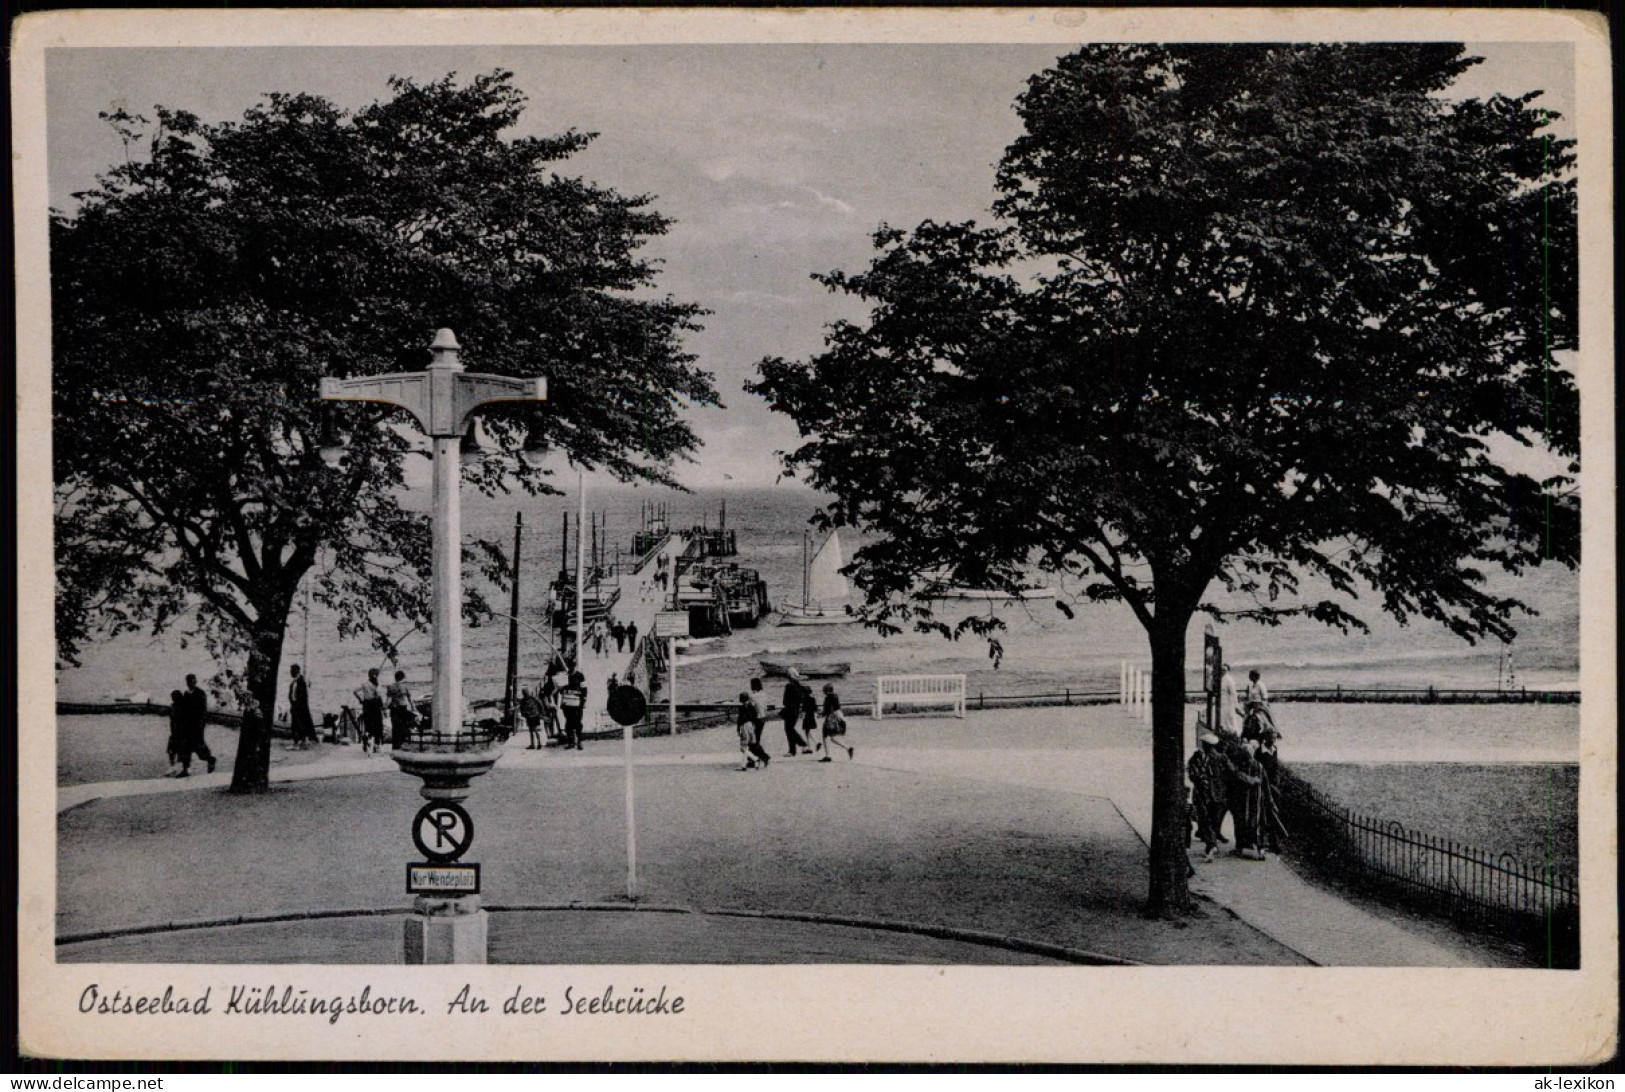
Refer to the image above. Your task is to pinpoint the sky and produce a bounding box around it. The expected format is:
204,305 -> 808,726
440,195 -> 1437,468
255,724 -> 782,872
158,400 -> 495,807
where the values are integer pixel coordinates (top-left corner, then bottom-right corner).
45,41 -> 1576,490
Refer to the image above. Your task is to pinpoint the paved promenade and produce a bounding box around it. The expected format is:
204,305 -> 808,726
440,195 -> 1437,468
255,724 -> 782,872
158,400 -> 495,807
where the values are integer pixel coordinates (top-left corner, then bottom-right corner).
55,705 -> 1507,966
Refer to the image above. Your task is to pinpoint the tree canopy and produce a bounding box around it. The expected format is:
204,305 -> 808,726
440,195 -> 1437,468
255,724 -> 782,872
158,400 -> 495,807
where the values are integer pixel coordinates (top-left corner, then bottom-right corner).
750,43 -> 1579,912
53,70 -> 716,790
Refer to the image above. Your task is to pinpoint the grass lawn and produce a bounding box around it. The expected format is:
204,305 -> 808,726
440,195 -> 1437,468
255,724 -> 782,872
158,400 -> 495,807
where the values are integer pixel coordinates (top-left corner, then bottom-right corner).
1286,762 -> 1578,875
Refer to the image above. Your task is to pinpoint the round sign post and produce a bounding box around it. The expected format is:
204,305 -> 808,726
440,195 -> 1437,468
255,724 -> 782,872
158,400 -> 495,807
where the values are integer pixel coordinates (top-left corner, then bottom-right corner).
607,683 -> 647,902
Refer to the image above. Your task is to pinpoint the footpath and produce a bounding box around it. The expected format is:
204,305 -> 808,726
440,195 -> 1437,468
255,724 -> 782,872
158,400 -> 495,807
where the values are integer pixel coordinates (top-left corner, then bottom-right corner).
54,705 -> 1505,967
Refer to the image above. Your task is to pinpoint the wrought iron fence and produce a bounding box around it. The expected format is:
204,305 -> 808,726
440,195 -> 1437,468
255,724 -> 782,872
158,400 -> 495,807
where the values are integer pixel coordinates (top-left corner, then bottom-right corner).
1278,766 -> 1579,967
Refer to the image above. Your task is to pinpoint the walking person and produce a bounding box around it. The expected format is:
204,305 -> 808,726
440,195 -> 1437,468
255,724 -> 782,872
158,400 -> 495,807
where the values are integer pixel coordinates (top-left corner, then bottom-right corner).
612,620 -> 627,653
1255,726 -> 1288,853
816,683 -> 854,761
627,620 -> 639,651
354,668 -> 386,755
386,670 -> 417,749
539,672 -> 562,743
559,670 -> 588,750
175,674 -> 216,776
800,677 -> 821,754
520,685 -> 545,749
1220,734 -> 1267,860
1187,728 -> 1225,860
735,690 -> 773,770
748,677 -> 769,752
165,690 -> 186,775
288,664 -> 317,749
780,670 -> 810,756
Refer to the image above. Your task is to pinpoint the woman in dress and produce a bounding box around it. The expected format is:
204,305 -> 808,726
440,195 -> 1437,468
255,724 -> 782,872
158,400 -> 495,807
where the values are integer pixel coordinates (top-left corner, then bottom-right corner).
817,683 -> 853,762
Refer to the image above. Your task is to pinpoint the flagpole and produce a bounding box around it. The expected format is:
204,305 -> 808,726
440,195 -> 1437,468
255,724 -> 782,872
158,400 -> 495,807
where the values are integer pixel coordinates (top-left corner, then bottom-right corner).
575,467 -> 585,669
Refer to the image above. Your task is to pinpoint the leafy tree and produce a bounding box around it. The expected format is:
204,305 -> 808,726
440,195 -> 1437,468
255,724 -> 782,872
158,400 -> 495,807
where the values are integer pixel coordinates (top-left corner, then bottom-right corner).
751,44 -> 1578,914
54,71 -> 715,791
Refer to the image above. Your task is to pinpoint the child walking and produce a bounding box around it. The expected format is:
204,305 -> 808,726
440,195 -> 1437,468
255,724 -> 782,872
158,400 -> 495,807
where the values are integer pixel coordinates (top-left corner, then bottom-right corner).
817,683 -> 853,762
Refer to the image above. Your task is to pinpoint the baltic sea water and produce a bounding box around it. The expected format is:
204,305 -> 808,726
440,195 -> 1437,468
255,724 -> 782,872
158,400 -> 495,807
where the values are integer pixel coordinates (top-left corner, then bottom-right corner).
56,483 -> 1580,760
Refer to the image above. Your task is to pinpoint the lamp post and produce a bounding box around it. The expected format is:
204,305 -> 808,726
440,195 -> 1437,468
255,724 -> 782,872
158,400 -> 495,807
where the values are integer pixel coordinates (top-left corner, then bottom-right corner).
321,328 -> 545,964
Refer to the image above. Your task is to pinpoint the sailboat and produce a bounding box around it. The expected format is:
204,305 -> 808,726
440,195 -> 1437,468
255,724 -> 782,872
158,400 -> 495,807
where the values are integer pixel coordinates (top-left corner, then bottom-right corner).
777,530 -> 858,626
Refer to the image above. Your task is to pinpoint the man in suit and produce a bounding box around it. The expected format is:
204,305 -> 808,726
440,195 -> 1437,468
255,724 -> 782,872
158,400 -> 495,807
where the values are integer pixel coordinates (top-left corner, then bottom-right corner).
176,673 -> 216,776
780,670 -> 810,756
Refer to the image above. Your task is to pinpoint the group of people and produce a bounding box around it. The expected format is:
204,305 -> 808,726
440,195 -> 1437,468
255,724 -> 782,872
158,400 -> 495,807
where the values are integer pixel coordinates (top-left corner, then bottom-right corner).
517,662 -> 589,750
582,617 -> 640,658
734,671 -> 852,771
164,674 -> 217,777
1188,666 -> 1286,863
348,667 -> 421,753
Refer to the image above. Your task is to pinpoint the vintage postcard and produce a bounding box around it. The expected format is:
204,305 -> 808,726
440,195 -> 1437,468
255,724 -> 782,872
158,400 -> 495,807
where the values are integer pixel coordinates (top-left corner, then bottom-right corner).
13,7 -> 1616,1065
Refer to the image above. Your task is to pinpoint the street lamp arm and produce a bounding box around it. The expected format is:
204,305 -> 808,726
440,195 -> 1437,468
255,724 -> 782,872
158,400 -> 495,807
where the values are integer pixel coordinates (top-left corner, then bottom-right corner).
482,609 -> 558,656
452,375 -> 547,435
319,375 -> 433,432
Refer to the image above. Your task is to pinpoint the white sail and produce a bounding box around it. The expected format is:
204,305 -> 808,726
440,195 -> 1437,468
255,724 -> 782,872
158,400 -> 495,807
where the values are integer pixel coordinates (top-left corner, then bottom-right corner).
805,530 -> 849,612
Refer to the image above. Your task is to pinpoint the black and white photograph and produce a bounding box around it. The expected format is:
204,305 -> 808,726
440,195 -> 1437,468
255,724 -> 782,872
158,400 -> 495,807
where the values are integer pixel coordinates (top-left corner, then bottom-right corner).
13,7 -> 1615,1065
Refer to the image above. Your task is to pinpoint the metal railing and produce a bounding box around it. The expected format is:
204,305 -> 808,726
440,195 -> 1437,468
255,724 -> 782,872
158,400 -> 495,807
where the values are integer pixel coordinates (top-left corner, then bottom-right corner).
400,719 -> 505,751
1266,687 -> 1579,704
1277,766 -> 1579,966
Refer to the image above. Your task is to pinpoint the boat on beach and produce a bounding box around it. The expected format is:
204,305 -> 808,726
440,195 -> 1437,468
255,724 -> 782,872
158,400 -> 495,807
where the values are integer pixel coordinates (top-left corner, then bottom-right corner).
777,529 -> 859,626
758,659 -> 851,679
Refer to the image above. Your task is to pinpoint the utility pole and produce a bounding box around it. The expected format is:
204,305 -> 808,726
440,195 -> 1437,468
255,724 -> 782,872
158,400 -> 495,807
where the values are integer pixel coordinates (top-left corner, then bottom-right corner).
503,512 -> 523,735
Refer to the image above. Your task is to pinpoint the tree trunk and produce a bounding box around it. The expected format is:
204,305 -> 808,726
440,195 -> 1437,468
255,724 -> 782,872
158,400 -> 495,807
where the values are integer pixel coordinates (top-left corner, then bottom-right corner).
1145,610 -> 1195,916
228,623 -> 284,793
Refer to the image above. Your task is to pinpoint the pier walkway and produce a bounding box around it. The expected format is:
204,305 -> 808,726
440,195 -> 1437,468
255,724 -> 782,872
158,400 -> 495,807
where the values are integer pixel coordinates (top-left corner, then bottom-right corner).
568,533 -> 689,736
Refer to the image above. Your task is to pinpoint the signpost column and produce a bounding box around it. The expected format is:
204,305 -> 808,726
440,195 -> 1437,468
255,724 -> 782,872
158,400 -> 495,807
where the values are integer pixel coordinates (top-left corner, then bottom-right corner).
320,329 -> 546,965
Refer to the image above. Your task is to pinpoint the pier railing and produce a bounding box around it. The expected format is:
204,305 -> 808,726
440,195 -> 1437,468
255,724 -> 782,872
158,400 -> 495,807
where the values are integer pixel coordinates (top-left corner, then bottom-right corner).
1276,766 -> 1579,967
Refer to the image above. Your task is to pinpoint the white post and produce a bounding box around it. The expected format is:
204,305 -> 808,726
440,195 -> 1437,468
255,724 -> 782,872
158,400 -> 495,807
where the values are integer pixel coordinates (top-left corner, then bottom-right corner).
624,700 -> 637,901
1140,671 -> 1151,722
668,636 -> 677,736
1120,660 -> 1127,705
431,434 -> 462,738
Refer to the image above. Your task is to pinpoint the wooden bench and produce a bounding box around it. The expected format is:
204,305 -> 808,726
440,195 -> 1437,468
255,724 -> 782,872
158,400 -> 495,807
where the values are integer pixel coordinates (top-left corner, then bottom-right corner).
873,674 -> 967,720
